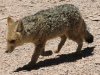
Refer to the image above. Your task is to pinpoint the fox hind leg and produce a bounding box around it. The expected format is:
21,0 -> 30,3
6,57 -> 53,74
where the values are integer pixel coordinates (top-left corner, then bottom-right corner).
76,39 -> 83,53
55,35 -> 67,53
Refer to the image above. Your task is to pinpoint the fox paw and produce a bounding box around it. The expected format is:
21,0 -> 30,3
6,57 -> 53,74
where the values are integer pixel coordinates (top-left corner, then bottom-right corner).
54,50 -> 60,53
41,50 -> 53,56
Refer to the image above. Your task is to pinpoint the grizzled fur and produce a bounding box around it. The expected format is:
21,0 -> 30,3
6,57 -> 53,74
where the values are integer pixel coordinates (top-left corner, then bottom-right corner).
6,4 -> 93,66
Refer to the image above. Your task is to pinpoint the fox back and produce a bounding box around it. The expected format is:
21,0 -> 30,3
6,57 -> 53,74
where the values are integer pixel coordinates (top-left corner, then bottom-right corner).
21,4 -> 81,40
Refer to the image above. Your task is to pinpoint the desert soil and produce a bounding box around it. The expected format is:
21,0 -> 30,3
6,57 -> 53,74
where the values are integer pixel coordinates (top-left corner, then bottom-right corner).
0,0 -> 100,75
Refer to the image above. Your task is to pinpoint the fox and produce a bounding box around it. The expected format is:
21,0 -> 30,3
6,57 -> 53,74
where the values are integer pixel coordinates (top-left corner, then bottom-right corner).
5,4 -> 93,67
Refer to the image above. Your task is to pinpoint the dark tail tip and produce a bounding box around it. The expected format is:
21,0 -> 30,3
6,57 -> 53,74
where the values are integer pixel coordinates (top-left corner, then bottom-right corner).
85,34 -> 94,43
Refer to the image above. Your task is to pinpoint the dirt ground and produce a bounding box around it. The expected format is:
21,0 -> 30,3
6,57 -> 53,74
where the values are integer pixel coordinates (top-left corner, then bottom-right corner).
0,0 -> 100,75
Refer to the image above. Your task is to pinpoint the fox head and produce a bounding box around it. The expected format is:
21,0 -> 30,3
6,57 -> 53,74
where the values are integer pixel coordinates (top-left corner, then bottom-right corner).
5,17 -> 23,53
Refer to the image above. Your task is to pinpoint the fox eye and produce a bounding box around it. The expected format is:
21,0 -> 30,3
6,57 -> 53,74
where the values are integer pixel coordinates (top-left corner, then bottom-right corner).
9,40 -> 16,43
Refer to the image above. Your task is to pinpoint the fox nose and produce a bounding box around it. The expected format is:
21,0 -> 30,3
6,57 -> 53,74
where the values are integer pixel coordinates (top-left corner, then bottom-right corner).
5,50 -> 9,53
5,50 -> 13,53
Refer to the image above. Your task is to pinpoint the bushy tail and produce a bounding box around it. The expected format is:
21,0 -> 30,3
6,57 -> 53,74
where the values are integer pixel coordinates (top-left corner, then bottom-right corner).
85,30 -> 94,43
82,20 -> 94,43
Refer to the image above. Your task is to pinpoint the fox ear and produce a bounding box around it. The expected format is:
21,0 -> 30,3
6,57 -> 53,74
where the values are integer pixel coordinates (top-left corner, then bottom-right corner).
16,20 -> 23,32
7,17 -> 14,26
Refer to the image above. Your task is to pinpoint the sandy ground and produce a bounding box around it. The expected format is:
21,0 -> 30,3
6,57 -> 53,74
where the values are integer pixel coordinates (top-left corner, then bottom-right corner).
0,0 -> 100,75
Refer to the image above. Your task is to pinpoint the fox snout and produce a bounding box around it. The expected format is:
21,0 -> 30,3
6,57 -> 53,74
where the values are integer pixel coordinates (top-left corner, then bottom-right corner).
5,45 -> 15,53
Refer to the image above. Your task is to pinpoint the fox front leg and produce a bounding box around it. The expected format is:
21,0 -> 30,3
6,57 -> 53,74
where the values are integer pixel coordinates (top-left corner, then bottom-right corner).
28,43 -> 44,67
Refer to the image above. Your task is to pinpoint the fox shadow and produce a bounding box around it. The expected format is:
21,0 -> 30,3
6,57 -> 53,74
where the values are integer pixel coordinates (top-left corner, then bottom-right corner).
14,46 -> 95,72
